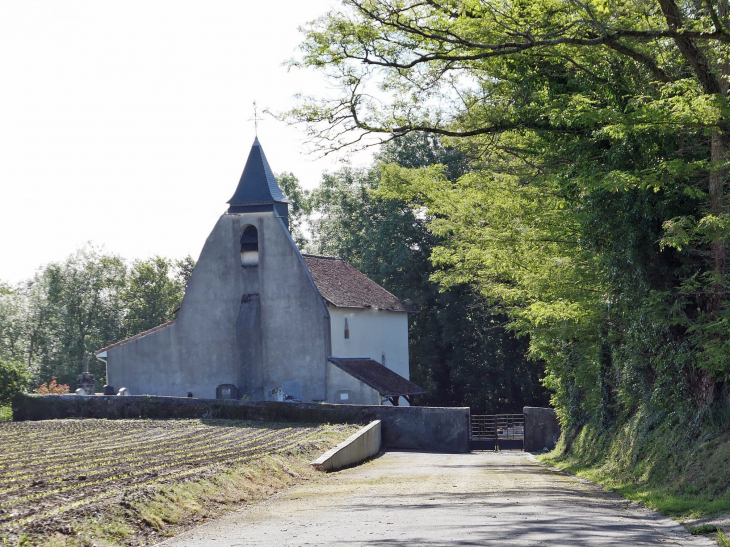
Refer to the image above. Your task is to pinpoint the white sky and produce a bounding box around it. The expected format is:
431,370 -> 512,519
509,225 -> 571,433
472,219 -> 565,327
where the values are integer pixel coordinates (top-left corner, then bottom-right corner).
0,0 -> 371,284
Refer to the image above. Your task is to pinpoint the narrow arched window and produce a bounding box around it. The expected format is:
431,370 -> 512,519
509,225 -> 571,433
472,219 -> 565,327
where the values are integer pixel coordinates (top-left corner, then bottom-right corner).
344,318 -> 350,339
241,225 -> 259,266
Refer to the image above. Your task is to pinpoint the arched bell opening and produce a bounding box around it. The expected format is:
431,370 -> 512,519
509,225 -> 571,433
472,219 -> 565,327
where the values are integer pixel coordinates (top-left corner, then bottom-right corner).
241,225 -> 259,266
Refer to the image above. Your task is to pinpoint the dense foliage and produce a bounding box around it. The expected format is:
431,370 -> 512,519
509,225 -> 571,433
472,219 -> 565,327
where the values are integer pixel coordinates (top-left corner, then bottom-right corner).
33,376 -> 70,395
288,0 -> 730,430
1,153 -> 543,412
0,359 -> 30,406
307,134 -> 549,412
0,247 -> 194,390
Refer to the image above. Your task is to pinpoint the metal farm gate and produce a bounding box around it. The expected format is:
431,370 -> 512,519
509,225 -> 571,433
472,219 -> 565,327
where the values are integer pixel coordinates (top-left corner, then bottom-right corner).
470,413 -> 525,450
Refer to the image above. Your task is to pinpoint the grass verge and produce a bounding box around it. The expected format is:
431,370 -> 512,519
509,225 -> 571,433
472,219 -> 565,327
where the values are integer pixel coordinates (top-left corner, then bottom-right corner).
539,408 -> 730,542
0,406 -> 11,422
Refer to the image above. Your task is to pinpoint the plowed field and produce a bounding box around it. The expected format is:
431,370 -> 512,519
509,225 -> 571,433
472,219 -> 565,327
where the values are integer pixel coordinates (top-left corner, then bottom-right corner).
0,419 -> 356,544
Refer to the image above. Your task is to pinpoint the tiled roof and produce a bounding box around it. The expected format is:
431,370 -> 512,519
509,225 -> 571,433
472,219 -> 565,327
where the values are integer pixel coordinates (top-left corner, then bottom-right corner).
302,255 -> 410,311
228,137 -> 288,206
95,321 -> 175,355
328,358 -> 427,397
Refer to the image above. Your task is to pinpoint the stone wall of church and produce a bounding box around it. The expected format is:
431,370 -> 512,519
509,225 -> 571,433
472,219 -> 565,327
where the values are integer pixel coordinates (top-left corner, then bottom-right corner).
107,214 -> 251,398
253,214 -> 331,402
106,212 -> 331,402
325,361 -> 381,405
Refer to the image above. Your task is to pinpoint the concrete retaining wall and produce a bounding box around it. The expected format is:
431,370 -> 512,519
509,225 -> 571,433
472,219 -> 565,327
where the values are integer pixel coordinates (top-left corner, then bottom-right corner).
312,420 -> 381,471
12,394 -> 470,453
523,406 -> 561,452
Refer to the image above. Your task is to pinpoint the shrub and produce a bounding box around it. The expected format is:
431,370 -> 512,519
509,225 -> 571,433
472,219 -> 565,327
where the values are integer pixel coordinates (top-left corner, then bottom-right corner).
0,359 -> 31,406
35,376 -> 70,395
0,406 -> 11,422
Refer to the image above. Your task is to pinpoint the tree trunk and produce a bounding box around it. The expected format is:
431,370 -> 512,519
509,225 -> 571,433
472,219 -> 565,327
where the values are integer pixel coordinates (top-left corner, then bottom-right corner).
711,0 -> 729,304
697,0 -> 730,408
598,341 -> 614,429
708,130 -> 726,313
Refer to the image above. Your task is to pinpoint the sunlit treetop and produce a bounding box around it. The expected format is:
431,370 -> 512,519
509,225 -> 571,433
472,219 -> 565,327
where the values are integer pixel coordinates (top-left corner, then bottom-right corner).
286,0 -> 730,153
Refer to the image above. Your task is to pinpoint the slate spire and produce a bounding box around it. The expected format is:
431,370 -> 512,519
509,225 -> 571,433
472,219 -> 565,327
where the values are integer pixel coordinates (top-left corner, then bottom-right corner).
227,138 -> 289,222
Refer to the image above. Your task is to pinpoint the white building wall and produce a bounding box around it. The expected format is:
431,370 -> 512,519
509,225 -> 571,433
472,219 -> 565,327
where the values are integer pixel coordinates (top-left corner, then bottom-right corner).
328,307 -> 410,380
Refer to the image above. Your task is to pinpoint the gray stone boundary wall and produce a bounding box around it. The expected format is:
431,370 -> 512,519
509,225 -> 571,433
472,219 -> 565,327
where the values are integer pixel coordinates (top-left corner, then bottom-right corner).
12,394 -> 469,453
523,406 -> 561,452
312,420 -> 381,471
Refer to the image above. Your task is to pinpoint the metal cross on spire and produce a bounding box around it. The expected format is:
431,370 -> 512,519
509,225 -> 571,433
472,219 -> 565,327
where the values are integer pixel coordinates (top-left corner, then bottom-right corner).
249,100 -> 264,137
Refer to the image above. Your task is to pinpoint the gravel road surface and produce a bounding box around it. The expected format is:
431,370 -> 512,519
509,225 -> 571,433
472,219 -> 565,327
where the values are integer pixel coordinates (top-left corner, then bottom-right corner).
162,451 -> 715,546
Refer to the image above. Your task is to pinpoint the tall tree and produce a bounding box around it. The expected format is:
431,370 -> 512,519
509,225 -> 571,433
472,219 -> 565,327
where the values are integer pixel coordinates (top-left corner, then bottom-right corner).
175,255 -> 196,290
288,0 -> 730,421
309,134 -> 549,412
277,172 -> 312,248
0,283 -> 30,366
31,246 -> 127,388
122,256 -> 192,336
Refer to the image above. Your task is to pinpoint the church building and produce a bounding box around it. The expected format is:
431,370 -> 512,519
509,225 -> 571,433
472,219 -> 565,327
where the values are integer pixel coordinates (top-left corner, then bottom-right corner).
95,138 -> 426,405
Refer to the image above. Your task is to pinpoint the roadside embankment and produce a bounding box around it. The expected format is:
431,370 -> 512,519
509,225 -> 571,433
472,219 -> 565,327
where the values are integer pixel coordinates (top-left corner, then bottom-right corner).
540,408 -> 730,542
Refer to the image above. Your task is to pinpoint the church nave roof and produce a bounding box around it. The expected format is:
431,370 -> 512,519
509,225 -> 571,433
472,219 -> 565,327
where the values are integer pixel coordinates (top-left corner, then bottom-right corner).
302,254 -> 410,312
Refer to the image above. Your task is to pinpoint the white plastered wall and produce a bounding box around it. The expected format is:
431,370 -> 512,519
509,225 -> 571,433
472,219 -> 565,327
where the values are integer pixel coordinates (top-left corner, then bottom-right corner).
328,307 -> 410,381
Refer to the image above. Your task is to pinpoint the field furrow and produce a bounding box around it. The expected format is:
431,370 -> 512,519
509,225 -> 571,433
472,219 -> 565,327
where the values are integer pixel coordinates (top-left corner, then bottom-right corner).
0,418 -> 357,543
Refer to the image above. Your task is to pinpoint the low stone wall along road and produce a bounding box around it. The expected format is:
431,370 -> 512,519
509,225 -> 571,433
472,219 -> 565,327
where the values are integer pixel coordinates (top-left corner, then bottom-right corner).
163,451 -> 714,547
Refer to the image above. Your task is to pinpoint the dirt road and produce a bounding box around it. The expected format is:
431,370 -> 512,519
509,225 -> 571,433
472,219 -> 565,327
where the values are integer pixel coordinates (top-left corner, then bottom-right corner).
162,451 -> 714,546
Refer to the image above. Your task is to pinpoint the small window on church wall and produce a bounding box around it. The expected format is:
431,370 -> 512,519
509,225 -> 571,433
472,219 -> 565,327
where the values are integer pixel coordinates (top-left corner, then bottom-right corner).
240,225 -> 259,266
344,318 -> 350,339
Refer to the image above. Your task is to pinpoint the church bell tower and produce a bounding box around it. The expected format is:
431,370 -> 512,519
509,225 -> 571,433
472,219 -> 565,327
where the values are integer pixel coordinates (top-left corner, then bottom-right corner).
227,137 -> 289,228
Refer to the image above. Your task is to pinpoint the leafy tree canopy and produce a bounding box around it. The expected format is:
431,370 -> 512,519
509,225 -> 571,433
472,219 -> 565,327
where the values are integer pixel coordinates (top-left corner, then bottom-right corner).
308,133 -> 549,412
0,359 -> 30,406
288,0 -> 729,148
277,171 -> 313,248
124,256 -> 192,336
0,247 -> 195,390
288,0 -> 730,423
